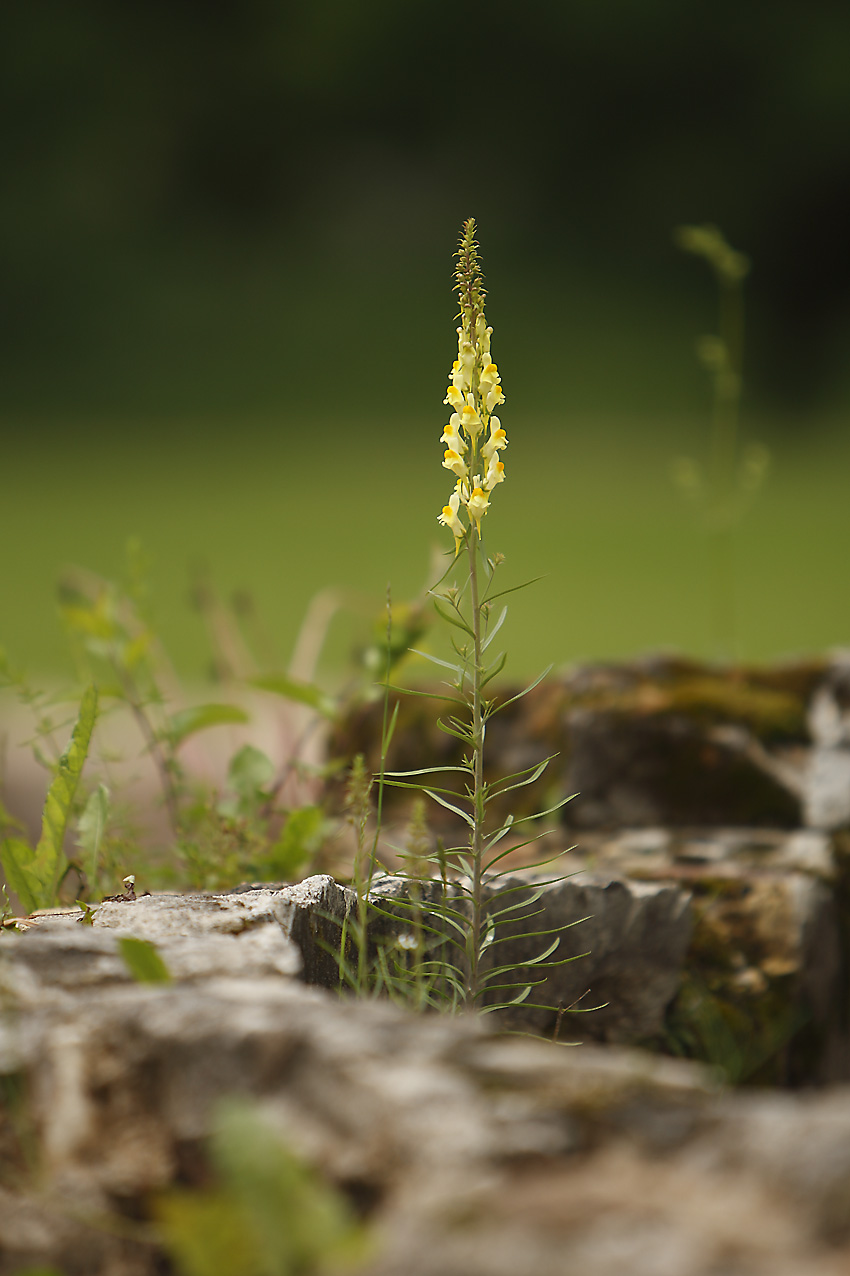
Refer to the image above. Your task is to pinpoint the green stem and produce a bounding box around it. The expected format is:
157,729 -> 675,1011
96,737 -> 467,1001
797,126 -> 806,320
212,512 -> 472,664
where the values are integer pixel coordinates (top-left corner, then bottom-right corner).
466,531 -> 485,1006
709,272 -> 745,659
358,588 -> 394,990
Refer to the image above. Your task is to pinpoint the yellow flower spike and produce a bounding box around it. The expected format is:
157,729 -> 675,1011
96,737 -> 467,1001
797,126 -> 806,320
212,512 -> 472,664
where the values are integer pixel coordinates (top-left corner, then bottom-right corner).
438,218 -> 505,552
437,489 -> 466,555
466,484 -> 490,534
442,448 -> 468,480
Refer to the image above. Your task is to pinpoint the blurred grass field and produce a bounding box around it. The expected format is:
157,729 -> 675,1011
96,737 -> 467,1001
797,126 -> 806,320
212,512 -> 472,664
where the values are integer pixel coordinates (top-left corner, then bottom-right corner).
3,409 -> 848,687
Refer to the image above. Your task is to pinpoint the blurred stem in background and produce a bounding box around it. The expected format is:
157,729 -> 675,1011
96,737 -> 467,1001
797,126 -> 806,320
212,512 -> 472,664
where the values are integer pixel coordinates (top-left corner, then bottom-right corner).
672,225 -> 770,660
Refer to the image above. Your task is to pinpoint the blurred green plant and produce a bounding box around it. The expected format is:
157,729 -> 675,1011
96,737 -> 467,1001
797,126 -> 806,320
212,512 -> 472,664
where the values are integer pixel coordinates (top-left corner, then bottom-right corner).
156,1097 -> 367,1276
55,547 -> 332,893
0,543 -> 338,907
0,683 -> 97,913
118,935 -> 173,984
672,224 -> 771,658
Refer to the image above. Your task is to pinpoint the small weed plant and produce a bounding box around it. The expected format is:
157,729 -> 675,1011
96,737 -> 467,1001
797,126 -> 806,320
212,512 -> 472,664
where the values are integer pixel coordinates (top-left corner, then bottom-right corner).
0,553 -> 332,916
671,224 -> 771,657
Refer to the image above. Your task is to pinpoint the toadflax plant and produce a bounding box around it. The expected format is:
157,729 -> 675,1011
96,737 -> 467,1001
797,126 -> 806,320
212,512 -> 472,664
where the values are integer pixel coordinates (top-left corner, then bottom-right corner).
365,219 -> 576,1014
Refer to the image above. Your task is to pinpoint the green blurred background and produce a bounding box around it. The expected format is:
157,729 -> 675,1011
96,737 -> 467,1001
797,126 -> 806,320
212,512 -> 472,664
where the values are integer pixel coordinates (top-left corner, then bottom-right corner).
3,0 -> 850,682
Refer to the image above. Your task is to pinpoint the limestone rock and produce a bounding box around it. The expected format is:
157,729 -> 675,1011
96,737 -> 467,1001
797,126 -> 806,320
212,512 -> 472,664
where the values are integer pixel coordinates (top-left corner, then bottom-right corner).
4,963 -> 850,1276
369,872 -> 693,1041
564,709 -> 802,828
805,658 -> 850,829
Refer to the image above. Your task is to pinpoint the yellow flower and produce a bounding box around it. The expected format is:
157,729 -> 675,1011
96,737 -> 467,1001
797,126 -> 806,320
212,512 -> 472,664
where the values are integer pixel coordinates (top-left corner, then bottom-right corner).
444,384 -> 464,410
479,360 -> 500,391
466,482 -> 490,533
458,335 -> 476,375
484,456 -> 505,490
438,489 -> 466,555
481,415 -> 508,462
442,448 -> 468,480
460,401 -> 482,438
484,382 -> 505,413
450,359 -> 468,392
441,416 -> 467,453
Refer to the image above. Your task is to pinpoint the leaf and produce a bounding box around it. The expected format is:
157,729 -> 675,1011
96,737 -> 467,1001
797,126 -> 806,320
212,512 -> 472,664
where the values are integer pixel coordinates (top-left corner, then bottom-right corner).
436,718 -> 474,743
0,836 -> 40,915
77,783 -> 110,889
13,684 -> 99,911
379,683 -> 465,706
486,754 -> 557,799
220,745 -> 276,818
265,806 -> 324,881
432,600 -> 474,637
481,651 -> 508,688
0,797 -> 25,836
489,665 -> 553,714
118,936 -> 172,984
229,745 -> 276,796
409,649 -> 464,675
422,789 -> 474,827
384,765 -> 472,778
481,605 -> 508,652
382,699 -> 400,753
250,674 -> 336,718
483,575 -> 546,604
167,703 -> 250,748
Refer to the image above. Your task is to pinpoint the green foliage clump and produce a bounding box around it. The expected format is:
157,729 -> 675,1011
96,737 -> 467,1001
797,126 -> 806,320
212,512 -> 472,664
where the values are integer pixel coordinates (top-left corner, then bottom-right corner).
157,1099 -> 366,1276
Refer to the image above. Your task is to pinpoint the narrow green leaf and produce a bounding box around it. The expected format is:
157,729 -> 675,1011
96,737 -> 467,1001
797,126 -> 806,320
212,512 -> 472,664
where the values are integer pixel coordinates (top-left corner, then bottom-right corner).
481,651 -> 508,688
409,649 -> 464,675
0,836 -> 40,914
489,665 -> 553,714
432,600 -> 474,638
437,718 -> 473,743
382,700 -> 401,753
481,606 -> 508,652
118,936 -> 172,984
77,782 -> 110,889
384,765 -> 472,778
378,683 -> 465,706
423,789 -> 475,827
487,755 -> 556,799
31,684 -> 99,908
250,674 -> 336,718
483,575 -> 546,604
383,779 -> 472,799
168,703 -> 250,748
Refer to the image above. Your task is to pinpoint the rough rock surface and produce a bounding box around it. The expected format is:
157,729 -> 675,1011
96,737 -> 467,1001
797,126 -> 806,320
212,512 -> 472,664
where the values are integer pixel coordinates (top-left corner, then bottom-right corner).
332,653 -> 830,831
4,931 -> 850,1276
369,871 -> 694,1041
806,657 -> 850,828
